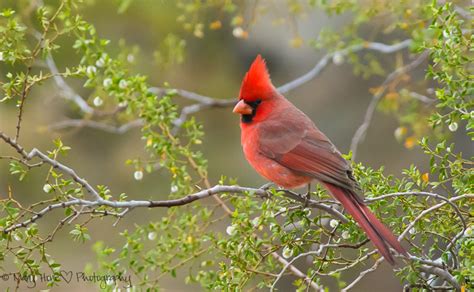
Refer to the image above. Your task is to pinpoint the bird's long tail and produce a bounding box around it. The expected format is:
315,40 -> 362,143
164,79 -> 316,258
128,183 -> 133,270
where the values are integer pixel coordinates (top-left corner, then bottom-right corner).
323,183 -> 407,265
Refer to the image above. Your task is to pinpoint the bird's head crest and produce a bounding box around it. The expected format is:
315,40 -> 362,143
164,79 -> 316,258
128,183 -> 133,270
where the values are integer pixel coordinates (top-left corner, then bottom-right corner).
239,55 -> 275,102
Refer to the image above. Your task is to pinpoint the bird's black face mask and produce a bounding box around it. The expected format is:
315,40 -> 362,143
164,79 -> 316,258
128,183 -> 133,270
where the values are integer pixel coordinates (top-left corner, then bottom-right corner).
241,99 -> 262,123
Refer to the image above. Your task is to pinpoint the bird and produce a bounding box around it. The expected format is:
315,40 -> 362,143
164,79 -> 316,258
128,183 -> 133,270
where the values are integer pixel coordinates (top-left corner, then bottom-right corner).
232,55 -> 407,265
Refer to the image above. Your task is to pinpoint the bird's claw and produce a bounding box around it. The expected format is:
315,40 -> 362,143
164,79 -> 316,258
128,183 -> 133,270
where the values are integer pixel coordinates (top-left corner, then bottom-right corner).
303,184 -> 311,208
259,182 -> 275,190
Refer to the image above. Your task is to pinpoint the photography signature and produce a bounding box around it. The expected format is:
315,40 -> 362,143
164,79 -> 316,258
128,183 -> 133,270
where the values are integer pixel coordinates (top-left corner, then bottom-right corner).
0,270 -> 132,289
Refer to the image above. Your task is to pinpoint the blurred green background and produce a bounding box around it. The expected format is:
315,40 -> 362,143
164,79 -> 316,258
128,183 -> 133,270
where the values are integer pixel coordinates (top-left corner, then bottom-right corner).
0,0 -> 472,291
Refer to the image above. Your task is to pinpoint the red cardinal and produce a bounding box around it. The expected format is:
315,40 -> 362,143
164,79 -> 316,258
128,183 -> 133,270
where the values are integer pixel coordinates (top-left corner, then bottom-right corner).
233,55 -> 406,264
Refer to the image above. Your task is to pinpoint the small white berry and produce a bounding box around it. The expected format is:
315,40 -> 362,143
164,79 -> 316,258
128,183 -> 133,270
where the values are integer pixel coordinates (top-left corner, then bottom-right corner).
134,170 -> 143,181
251,217 -> 260,227
43,184 -> 52,193
269,223 -> 278,231
170,185 -> 178,193
95,58 -> 105,67
304,208 -> 311,217
127,54 -> 135,63
332,52 -> 344,65
329,219 -> 339,228
86,65 -> 97,76
394,126 -> 407,141
409,227 -> 416,234
103,78 -> 113,88
282,246 -> 293,259
226,225 -> 237,236
442,30 -> 451,39
118,101 -> 128,108
232,27 -> 244,38
448,122 -> 458,132
194,29 -> 204,38
148,232 -> 157,240
342,231 -> 350,239
106,278 -> 114,286
119,79 -> 128,89
93,96 -> 103,107
464,226 -> 472,237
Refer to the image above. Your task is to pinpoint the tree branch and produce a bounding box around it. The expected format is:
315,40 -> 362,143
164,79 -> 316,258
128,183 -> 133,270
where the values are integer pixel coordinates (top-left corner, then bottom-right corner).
278,39 -> 412,94
342,257 -> 384,291
0,131 -> 347,234
350,51 -> 429,160
44,53 -> 95,114
272,252 -> 324,291
47,118 -> 143,134
418,265 -> 461,291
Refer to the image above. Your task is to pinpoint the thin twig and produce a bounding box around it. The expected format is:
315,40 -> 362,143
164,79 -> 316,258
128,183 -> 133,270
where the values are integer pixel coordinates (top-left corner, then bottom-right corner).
47,119 -> 143,133
350,51 -> 429,160
15,67 -> 32,142
342,257 -> 385,291
398,193 -> 473,241
278,39 -> 412,93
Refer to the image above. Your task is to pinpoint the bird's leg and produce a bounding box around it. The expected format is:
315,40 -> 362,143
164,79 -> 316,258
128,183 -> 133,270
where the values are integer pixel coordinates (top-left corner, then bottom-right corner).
304,183 -> 311,207
259,182 -> 275,190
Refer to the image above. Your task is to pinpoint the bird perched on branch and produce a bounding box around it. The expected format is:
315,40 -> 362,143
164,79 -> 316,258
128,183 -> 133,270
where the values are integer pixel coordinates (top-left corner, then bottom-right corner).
233,55 -> 407,264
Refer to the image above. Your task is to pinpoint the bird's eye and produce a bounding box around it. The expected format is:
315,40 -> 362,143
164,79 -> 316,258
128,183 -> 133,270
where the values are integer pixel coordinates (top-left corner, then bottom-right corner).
247,99 -> 262,109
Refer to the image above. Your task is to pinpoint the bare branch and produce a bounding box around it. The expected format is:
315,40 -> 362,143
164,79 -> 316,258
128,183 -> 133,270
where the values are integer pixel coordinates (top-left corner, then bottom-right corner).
275,189 -> 348,223
47,119 -> 143,134
418,265 -> 461,291
408,91 -> 436,104
15,67 -> 32,142
1,184 -> 349,233
45,54 -> 95,114
172,102 -> 230,134
278,39 -> 412,93
148,87 -> 234,106
0,131 -> 101,201
350,51 -> 429,160
342,257 -> 384,291
148,87 -> 234,133
271,251 -> 324,291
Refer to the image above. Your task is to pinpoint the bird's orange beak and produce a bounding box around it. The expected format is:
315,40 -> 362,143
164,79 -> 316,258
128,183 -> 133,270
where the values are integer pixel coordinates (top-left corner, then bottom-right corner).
233,100 -> 253,115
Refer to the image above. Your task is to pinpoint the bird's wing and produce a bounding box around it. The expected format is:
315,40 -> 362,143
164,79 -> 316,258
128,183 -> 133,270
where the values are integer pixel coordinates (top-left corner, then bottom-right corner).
257,117 -> 359,191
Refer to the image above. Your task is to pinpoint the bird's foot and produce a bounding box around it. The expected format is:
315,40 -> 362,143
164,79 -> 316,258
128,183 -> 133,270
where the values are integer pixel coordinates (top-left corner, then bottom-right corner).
303,184 -> 311,208
259,182 -> 275,190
